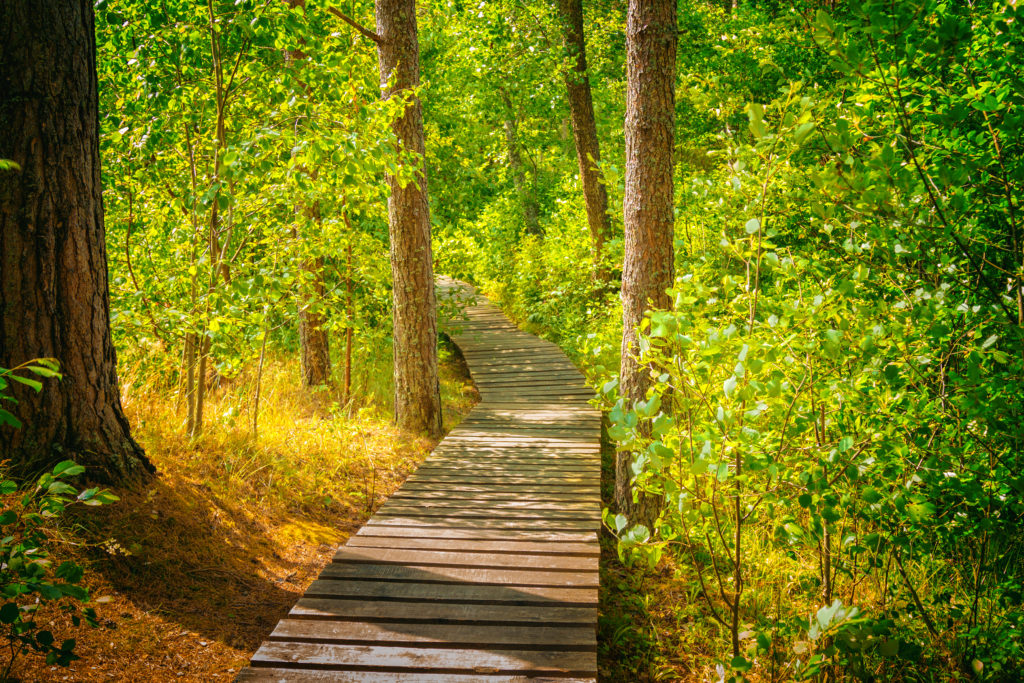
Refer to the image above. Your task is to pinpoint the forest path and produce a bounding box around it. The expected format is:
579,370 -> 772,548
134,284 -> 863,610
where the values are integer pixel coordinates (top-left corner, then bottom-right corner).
237,278 -> 601,681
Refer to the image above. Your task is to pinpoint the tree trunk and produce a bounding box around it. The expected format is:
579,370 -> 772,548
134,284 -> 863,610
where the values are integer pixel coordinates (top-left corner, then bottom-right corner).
499,89 -> 541,236
298,248 -> 332,387
343,238 -> 355,406
557,0 -> 611,279
617,0 -> 677,521
286,0 -> 332,389
0,0 -> 154,483
375,0 -> 442,438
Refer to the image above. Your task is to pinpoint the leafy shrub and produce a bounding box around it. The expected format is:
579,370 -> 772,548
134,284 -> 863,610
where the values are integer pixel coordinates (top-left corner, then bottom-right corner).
1,362 -> 119,679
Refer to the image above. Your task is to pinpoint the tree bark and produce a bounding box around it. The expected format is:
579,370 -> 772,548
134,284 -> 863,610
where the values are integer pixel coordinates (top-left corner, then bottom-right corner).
298,248 -> 332,387
557,0 -> 611,279
0,0 -> 154,483
617,0 -> 677,521
375,0 -> 442,437
499,89 -> 541,236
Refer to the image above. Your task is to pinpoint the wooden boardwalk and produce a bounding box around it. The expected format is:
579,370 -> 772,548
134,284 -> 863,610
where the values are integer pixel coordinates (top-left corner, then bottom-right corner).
238,279 -> 601,682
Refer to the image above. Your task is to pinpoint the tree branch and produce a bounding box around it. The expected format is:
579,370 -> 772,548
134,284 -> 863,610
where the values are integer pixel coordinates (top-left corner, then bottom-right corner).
326,6 -> 383,44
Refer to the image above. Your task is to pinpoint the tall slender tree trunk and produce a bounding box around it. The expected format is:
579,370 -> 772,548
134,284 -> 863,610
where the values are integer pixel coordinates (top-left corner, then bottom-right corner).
617,0 -> 677,521
557,0 -> 611,279
375,0 -> 442,438
0,0 -> 154,483
499,89 -> 541,236
298,248 -> 331,387
287,0 -> 332,388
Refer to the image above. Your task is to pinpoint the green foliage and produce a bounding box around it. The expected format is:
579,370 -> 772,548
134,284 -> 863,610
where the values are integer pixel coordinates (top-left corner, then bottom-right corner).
595,1 -> 1024,678
1,361 -> 118,678
0,461 -> 118,678
96,0 -> 404,405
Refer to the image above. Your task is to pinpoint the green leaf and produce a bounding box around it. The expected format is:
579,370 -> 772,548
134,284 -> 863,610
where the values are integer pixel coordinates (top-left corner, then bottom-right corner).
862,487 -> 883,504
794,121 -> 815,144
0,409 -> 22,429
47,481 -> 77,496
26,365 -> 60,379
53,461 -> 85,478
0,602 -> 18,624
731,655 -> 752,672
745,218 -> 761,234
907,501 -> 936,522
9,374 -> 42,392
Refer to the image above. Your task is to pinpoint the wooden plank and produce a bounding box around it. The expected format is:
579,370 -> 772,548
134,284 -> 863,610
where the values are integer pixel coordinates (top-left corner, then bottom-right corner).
378,497 -> 598,511
379,499 -> 600,512
432,445 -> 599,454
457,418 -> 598,427
346,537 -> 598,556
333,548 -> 598,571
407,469 -> 599,480
423,451 -> 599,462
427,453 -> 599,464
475,389 -> 593,397
454,423 -> 598,433
355,525 -> 599,541
444,428 -> 597,440
303,579 -> 596,606
435,440 -> 598,448
470,403 -> 599,414
239,667 -> 596,682
428,452 -> 599,463
249,642 -> 597,676
318,562 -> 598,587
403,481 -> 598,491
468,361 -> 580,372
374,506 -> 599,522
362,520 -> 598,536
269,619 -> 597,648
413,464 -> 598,477
290,598 -> 597,624
380,497 -> 599,512
376,501 -> 600,515
472,377 -> 588,388
399,482 -> 595,495
389,490 -> 599,504
418,455 -> 597,462
410,469 -> 600,480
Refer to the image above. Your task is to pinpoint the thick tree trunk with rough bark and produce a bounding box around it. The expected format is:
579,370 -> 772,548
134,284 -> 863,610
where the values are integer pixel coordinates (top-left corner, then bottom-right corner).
617,0 -> 677,520
557,0 -> 611,279
0,0 -> 154,483
376,0 -> 442,438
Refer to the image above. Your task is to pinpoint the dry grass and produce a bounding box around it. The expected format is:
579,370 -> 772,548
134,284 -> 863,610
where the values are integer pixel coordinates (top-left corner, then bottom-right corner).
6,343 -> 477,682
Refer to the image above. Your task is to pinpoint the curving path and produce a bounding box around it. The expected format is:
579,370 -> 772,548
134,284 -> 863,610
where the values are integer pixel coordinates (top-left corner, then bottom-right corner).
237,279 -> 601,682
